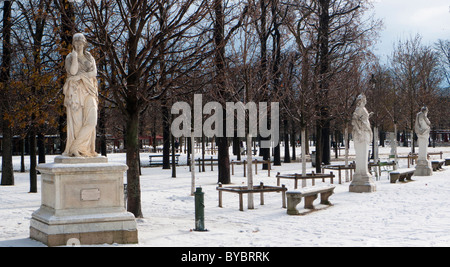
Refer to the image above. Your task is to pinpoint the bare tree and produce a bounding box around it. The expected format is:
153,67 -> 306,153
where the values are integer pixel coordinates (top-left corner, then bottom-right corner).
80,0 -> 211,218
435,39 -> 450,87
211,0 -> 249,184
391,35 -> 442,152
284,0 -> 381,172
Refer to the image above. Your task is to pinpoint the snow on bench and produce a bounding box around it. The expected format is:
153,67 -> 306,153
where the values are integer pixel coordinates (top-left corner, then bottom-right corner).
431,160 -> 445,171
389,168 -> 415,184
286,185 -> 335,215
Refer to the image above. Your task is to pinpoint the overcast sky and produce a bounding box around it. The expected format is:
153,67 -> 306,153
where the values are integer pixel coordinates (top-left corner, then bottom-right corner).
370,0 -> 450,61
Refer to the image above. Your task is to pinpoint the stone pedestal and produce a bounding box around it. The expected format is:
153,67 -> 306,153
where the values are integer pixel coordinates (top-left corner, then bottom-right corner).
349,142 -> 376,193
349,173 -> 377,193
415,137 -> 433,176
415,160 -> 433,176
30,156 -> 138,246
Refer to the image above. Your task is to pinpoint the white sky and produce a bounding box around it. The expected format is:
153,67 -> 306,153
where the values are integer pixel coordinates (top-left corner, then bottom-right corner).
370,0 -> 450,61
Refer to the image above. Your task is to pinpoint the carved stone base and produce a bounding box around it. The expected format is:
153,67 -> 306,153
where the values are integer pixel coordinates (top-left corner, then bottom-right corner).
415,160 -> 433,176
30,208 -> 138,246
30,156 -> 138,246
349,173 -> 377,193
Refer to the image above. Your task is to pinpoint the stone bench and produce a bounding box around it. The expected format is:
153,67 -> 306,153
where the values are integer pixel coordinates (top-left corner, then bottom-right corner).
389,168 -> 415,183
432,160 -> 445,171
286,186 -> 335,215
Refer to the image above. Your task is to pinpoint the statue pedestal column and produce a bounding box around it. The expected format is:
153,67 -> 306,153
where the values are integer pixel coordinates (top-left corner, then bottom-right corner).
415,137 -> 433,176
349,142 -> 376,193
30,156 -> 138,246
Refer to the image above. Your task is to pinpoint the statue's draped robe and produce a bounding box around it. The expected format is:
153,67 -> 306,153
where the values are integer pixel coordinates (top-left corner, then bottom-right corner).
352,105 -> 372,145
352,103 -> 372,176
63,52 -> 98,157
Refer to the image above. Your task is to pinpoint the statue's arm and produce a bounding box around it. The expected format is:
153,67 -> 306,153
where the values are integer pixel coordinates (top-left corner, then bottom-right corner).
66,52 -> 79,76
425,117 -> 431,127
85,57 -> 97,79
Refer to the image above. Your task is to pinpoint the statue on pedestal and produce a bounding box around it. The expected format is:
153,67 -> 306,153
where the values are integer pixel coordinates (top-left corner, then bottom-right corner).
349,94 -> 376,193
414,106 -> 432,176
30,34 -> 137,246
62,33 -> 98,158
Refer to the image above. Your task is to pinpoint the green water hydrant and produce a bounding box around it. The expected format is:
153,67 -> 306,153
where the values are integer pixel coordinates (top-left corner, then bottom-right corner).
194,187 -> 207,231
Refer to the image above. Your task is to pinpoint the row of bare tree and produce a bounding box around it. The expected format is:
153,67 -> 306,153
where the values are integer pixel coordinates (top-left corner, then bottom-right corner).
1,0 -> 448,218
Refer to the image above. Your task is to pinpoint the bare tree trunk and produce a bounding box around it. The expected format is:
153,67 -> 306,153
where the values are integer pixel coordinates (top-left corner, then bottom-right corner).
29,130 -> 38,193
214,0 -> 231,184
190,132 -> 196,195
56,0 -> 75,153
20,138 -> 26,173
38,133 -> 46,164
125,107 -> 143,218
247,134 -> 254,209
318,0 -> 331,167
301,128 -> 307,187
272,0 -> 282,166
291,120 -> 296,161
162,103 -> 171,169
259,0 -> 270,170
0,0 -> 14,186
284,119 -> 290,163
171,133 -> 176,178
344,123 -> 349,182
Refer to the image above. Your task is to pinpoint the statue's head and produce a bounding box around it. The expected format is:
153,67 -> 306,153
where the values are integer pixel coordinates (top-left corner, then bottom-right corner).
73,33 -> 87,51
421,106 -> 428,113
356,93 -> 367,106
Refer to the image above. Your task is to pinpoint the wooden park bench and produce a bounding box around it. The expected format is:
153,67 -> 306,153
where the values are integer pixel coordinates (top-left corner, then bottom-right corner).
196,157 -> 218,172
431,160 -> 445,171
397,153 -> 418,168
446,158 -> 450,166
276,171 -> 335,189
428,151 -> 443,159
231,159 -> 271,177
389,168 -> 415,183
322,164 -> 355,184
369,160 -> 397,180
148,154 -> 180,166
217,182 -> 287,211
286,185 -> 336,215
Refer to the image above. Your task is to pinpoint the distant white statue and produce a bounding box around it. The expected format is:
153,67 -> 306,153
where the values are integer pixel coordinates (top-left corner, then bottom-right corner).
350,94 -> 376,193
352,94 -> 373,146
414,106 -> 432,176
415,106 -> 431,138
62,33 -> 98,157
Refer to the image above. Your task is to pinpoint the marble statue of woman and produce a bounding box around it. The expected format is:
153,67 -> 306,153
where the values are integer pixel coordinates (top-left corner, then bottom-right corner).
414,106 -> 432,176
415,106 -> 431,138
62,33 -> 98,157
350,94 -> 376,193
352,94 -> 373,146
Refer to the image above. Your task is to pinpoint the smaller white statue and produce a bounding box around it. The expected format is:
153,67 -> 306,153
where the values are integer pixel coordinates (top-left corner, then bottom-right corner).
352,94 -> 373,146
350,94 -> 376,193
62,33 -> 99,158
414,106 -> 432,176
415,106 -> 431,138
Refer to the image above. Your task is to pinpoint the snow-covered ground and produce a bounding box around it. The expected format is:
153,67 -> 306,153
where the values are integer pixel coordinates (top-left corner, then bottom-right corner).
1,144 -> 450,247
